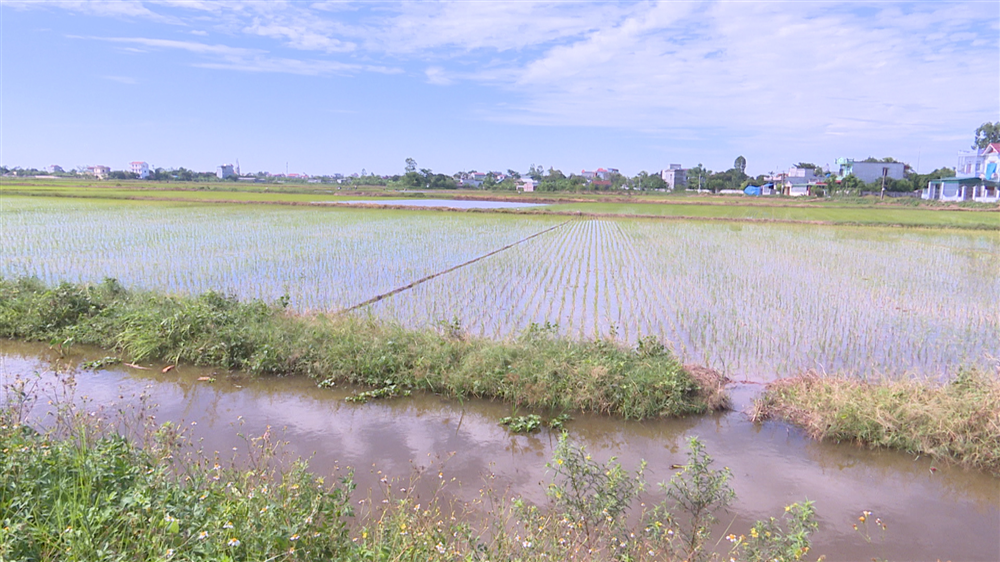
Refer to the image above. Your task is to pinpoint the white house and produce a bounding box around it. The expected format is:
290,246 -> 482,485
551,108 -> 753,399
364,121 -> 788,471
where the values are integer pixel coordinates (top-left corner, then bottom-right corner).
924,143 -> 1000,202
217,164 -> 235,179
921,177 -> 996,202
130,161 -> 149,179
787,166 -> 820,182
87,165 -> 110,179
517,178 -> 536,192
660,164 -> 687,190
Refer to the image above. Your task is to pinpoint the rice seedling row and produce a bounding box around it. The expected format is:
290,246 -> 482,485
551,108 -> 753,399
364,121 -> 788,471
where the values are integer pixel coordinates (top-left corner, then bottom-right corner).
369,219 -> 998,379
3,196 -> 996,380
0,197 -> 564,313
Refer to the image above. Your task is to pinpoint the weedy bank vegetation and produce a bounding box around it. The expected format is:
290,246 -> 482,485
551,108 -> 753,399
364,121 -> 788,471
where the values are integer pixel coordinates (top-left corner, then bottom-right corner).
1,378 -> 828,562
0,278 -> 726,419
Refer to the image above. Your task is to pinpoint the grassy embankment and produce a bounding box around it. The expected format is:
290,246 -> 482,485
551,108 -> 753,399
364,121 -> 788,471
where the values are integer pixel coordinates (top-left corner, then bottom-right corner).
0,278 -> 727,419
3,180 -> 997,229
753,372 -> 1000,474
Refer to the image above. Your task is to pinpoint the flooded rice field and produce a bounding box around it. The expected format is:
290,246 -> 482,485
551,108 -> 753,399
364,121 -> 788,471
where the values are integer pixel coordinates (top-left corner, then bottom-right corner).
2,341 -> 997,561
2,196 -> 997,379
332,199 -> 548,209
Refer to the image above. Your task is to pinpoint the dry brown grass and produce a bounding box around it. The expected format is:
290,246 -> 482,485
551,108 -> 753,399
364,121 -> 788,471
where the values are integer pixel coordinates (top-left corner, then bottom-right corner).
751,370 -> 1000,474
684,364 -> 731,412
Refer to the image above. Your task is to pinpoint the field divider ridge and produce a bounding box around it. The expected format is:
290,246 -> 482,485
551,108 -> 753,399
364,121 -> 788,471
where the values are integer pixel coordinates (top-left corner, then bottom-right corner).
336,219 -> 572,314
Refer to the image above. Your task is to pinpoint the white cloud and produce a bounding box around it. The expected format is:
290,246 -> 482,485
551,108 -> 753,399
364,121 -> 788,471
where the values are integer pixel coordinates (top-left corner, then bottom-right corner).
467,1 -> 997,143
243,19 -> 355,53
73,35 -> 398,76
424,66 -> 451,85
75,35 -> 260,56
6,0 -> 184,24
358,2 -> 615,54
25,1 -> 1000,168
194,56 -> 398,76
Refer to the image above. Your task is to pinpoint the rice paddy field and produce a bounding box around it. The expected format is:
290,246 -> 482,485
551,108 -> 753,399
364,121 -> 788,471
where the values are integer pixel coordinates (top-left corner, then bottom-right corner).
2,195 -> 997,380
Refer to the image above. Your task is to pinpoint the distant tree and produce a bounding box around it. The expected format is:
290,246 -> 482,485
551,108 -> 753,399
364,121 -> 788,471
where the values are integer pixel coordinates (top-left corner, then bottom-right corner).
649,174 -> 668,190
405,158 -> 417,173
634,171 -> 649,190
638,172 -> 668,191
861,156 -> 900,163
734,155 -> 747,175
427,173 -> 457,189
506,169 -> 521,180
402,171 -> 423,188
605,171 -> 625,190
795,162 -> 819,169
869,177 -> 913,192
839,174 -> 865,194
906,167 -> 956,193
528,164 -> 543,181
974,121 -> 1000,149
687,164 -> 709,191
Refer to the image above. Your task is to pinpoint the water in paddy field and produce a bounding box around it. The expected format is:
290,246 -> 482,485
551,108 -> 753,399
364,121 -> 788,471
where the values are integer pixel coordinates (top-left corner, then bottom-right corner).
2,341 -> 998,562
2,196 -> 998,380
329,199 -> 548,209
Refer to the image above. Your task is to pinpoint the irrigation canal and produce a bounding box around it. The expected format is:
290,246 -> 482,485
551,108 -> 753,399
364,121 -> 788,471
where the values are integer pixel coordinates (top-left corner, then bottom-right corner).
2,341 -> 997,561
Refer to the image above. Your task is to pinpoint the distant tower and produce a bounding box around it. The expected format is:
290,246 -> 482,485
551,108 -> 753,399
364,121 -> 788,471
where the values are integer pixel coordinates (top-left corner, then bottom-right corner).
236,159 -> 241,177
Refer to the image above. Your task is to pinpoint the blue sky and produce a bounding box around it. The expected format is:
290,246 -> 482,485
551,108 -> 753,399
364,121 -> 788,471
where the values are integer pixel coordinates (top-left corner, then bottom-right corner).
2,1 -> 997,177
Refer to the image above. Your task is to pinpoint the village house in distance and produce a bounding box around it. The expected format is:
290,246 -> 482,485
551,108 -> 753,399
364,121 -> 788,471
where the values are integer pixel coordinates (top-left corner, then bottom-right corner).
920,143 -> 1000,202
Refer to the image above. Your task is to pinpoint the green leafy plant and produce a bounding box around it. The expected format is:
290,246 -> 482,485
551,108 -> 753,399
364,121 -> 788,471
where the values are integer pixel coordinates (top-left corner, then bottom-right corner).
728,501 -> 818,561
346,384 -> 412,403
80,356 -> 121,369
547,432 -> 645,547
500,414 -> 543,433
645,437 -> 735,562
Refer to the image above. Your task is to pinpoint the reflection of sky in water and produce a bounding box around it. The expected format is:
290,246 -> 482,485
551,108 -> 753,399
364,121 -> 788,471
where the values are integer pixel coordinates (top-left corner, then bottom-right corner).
2,346 -> 998,562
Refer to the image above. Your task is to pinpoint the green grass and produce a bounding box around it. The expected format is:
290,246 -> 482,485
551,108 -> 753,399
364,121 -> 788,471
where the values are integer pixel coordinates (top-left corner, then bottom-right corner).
751,371 -> 1000,474
0,278 -> 727,419
4,180 -> 996,229
544,201 -> 1000,229
0,386 -> 356,561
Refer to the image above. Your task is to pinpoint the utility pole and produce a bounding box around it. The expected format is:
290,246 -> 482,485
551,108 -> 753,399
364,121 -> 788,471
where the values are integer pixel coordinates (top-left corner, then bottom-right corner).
880,167 -> 888,200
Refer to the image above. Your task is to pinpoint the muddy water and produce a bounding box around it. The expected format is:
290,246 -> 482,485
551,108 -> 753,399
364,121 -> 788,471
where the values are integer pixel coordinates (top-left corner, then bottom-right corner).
2,341 -> 998,561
